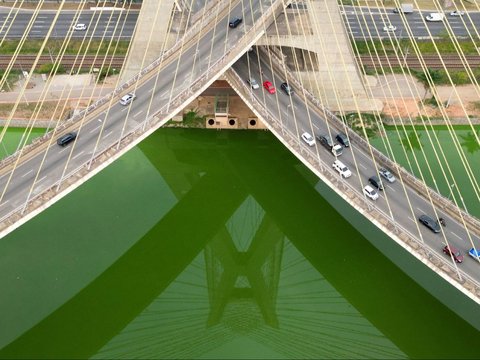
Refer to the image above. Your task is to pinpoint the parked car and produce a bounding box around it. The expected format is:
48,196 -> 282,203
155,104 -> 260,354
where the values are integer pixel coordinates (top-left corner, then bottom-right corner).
263,80 -> 276,94
383,25 -> 397,32
369,175 -> 384,191
120,93 -> 136,106
418,214 -> 441,233
363,185 -> 379,200
247,78 -> 260,89
335,132 -> 349,147
379,167 -> 396,183
301,132 -> 315,146
281,82 -> 293,95
449,10 -> 464,16
228,17 -> 242,28
332,160 -> 352,178
73,23 -> 87,31
443,245 -> 464,263
468,248 -> 480,261
57,132 -> 77,147
317,134 -> 343,156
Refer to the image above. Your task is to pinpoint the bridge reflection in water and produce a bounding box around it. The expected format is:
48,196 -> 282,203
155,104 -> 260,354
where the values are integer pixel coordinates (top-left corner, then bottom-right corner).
1,130 -> 478,359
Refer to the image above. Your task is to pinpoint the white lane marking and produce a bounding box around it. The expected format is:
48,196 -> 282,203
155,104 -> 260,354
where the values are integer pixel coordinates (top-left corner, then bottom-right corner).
59,147 -> 69,154
133,110 -> 144,118
36,21 -> 46,23
386,184 -> 396,192
103,131 -> 113,139
21,169 -> 33,178
359,163 -> 367,170
148,88 -> 154,93
37,175 -> 47,183
450,231 -> 462,240
121,107 -> 128,112
416,207 -> 425,213
72,150 -> 84,160
408,216 -> 415,223
98,118 -> 103,122
90,125 -> 101,134
313,123 -> 319,129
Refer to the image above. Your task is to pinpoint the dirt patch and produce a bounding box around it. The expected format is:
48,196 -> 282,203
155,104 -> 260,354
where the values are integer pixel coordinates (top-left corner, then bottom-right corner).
0,100 -> 89,121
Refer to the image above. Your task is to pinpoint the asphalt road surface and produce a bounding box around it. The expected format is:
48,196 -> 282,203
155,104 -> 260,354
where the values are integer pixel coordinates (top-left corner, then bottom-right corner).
1,5 -> 479,40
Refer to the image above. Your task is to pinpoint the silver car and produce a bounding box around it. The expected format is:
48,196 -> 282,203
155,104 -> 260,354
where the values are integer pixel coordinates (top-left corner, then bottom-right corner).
247,78 -> 260,89
379,167 -> 396,183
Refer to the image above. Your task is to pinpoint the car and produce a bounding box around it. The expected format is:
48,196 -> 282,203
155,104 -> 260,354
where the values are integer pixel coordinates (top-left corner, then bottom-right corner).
247,78 -> 260,89
263,80 -> 276,94
281,82 -> 293,95
301,132 -> 315,146
379,167 -> 396,183
73,23 -> 87,31
368,175 -> 384,191
335,132 -> 349,147
418,214 -> 441,233
317,134 -> 342,156
363,185 -> 379,200
228,17 -> 242,28
332,160 -> 352,178
57,132 -> 77,147
383,25 -> 397,32
469,248 -> 480,261
443,245 -> 464,263
120,93 -> 136,106
425,13 -> 445,22
449,10 -> 464,16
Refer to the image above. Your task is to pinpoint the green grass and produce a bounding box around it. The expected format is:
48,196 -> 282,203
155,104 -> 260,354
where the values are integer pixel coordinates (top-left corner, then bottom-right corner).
0,40 -> 130,56
0,69 -> 21,92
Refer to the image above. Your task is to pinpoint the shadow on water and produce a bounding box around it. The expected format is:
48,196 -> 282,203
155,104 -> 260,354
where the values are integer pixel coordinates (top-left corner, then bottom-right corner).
0,129 -> 479,359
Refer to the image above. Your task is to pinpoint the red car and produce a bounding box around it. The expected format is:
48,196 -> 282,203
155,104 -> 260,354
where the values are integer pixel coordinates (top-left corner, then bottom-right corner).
443,245 -> 464,263
263,80 -> 276,94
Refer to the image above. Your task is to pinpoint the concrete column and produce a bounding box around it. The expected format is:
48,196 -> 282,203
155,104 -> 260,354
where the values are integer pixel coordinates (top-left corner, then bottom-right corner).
120,0 -> 176,83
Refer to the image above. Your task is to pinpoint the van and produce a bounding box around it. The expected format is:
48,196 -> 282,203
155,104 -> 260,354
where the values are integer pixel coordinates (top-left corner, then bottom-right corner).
57,132 -> 76,147
425,13 -> 445,22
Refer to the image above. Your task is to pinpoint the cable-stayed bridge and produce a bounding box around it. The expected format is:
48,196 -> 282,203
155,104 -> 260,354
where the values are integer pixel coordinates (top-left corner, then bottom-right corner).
0,0 -> 479,310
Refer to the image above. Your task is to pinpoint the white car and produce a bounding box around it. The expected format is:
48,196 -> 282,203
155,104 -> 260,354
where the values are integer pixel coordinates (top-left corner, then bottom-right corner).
383,25 -> 397,32
120,93 -> 136,106
301,132 -> 315,147
247,78 -> 260,89
332,160 -> 352,178
449,10 -> 464,16
363,185 -> 379,200
73,23 -> 87,31
425,13 -> 445,22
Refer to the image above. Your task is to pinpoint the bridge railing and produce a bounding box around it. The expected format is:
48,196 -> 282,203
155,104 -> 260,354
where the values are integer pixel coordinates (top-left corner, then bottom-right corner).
224,66 -> 480,300
0,0 -> 238,177
262,46 -> 480,238
0,0 -> 286,235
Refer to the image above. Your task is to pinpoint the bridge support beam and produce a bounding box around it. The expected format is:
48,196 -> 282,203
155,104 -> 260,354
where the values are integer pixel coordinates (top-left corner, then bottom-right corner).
258,0 -> 382,113
120,0 -> 176,83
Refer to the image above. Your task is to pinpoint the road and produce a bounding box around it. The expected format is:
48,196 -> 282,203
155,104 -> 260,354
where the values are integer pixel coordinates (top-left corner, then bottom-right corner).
1,5 -> 479,40
341,6 -> 480,39
231,52 -> 480,281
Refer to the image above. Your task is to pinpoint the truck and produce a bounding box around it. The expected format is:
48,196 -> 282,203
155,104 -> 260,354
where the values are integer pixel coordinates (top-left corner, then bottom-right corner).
316,134 -> 343,156
393,3 -> 413,14
425,13 -> 445,22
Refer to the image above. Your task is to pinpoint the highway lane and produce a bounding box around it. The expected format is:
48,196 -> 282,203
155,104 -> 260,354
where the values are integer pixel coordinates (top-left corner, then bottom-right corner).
1,6 -> 480,40
0,10 -> 137,39
341,6 -> 480,39
231,53 -> 480,281
0,0 -> 274,220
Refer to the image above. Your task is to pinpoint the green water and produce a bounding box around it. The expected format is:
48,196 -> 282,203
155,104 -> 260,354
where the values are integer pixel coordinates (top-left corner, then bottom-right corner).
0,129 -> 479,359
370,125 -> 480,217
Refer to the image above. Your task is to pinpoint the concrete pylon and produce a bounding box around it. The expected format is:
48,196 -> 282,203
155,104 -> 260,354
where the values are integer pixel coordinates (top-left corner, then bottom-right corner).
120,0 -> 177,83
258,0 -> 382,113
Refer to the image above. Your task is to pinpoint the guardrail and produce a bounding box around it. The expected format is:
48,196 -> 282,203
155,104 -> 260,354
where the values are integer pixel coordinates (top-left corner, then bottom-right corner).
0,0 -> 285,235
224,64 -> 480,302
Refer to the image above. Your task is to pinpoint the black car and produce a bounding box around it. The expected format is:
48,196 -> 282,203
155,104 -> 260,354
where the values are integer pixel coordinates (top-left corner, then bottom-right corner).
229,17 -> 242,28
336,132 -> 350,147
316,134 -> 333,149
281,82 -> 293,95
57,132 -> 77,147
368,175 -> 384,191
418,215 -> 441,233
